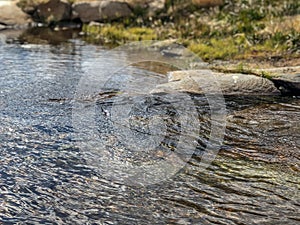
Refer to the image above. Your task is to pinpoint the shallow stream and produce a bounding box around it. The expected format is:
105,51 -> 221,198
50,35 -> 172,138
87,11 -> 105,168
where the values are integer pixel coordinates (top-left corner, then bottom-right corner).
0,29 -> 299,224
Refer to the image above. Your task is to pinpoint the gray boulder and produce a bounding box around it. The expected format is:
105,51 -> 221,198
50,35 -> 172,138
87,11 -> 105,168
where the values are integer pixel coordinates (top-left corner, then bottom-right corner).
99,1 -> 132,20
72,1 -> 132,23
0,0 -> 32,26
72,1 -> 102,22
152,70 -> 281,95
36,0 -> 71,23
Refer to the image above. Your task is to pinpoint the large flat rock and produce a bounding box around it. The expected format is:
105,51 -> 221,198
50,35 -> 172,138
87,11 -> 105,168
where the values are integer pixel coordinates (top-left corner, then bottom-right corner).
152,70 -> 281,95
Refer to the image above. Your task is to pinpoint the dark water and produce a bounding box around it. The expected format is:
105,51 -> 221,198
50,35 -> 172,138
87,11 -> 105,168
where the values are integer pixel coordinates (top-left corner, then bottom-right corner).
0,30 -> 299,224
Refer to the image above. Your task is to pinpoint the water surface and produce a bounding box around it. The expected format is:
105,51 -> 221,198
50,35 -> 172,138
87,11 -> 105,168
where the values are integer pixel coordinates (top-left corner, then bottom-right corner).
0,30 -> 299,224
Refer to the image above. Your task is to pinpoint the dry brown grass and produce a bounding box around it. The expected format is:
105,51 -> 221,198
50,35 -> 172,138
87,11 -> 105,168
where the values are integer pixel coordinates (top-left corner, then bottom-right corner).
262,15 -> 300,35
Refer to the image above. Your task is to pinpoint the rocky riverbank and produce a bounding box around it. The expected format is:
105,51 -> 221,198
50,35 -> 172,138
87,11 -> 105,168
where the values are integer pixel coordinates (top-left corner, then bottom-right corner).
0,0 -> 299,96
3,0 -> 227,25
0,0 -> 212,30
1,0 -> 224,26
0,0 -> 167,26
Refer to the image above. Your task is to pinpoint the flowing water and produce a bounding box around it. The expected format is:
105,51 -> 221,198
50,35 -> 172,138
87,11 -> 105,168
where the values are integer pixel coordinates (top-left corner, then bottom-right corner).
0,29 -> 299,224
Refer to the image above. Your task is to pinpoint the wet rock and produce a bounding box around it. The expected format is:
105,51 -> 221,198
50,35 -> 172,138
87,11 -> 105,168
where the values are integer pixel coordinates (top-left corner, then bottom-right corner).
72,1 -> 132,22
152,70 -> 281,95
192,0 -> 224,7
270,74 -> 300,96
36,0 -> 71,23
0,0 -> 32,26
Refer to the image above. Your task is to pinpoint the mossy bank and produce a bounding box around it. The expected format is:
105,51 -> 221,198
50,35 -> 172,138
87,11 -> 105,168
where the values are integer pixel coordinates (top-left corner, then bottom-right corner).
2,0 -> 300,64
81,0 -> 300,63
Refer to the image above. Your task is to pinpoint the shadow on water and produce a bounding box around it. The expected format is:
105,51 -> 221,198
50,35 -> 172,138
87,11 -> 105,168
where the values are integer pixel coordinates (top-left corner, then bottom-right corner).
0,28 -> 299,224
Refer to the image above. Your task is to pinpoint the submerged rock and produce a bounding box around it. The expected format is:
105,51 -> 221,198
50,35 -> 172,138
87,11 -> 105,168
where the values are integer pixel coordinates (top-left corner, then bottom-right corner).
152,70 -> 281,95
0,0 -> 32,26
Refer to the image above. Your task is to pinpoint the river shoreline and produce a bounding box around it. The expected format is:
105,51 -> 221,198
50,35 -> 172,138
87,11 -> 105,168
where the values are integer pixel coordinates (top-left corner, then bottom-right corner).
0,6 -> 299,223
1,0 -> 299,95
1,26 -> 299,96
1,1 -> 299,61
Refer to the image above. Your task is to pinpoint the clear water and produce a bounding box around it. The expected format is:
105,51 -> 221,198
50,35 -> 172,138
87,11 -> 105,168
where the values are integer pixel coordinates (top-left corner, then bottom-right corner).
0,31 -> 299,224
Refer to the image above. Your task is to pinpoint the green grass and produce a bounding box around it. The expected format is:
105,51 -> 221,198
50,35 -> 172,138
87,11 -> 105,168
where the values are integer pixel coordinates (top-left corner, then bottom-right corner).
188,38 -> 239,61
83,22 -> 299,61
82,24 -> 157,44
82,0 -> 299,61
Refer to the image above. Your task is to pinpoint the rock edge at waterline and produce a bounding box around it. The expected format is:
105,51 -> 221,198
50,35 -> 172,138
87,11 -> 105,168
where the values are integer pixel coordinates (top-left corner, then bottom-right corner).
151,70 -> 281,96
